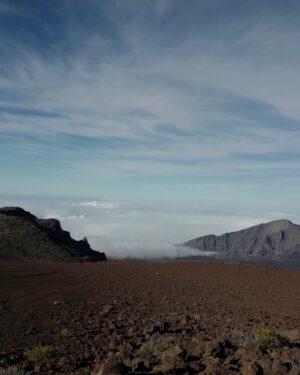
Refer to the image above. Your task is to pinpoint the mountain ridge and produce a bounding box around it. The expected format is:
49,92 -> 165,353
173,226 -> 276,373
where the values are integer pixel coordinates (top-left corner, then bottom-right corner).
183,219 -> 300,258
0,207 -> 106,262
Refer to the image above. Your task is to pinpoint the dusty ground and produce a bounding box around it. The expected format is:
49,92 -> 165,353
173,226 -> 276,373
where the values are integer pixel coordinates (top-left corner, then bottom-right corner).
0,260 -> 300,374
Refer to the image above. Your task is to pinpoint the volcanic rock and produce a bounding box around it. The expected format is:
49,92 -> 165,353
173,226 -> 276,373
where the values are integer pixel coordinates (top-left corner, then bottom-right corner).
281,329 -> 300,344
0,207 -> 106,262
183,219 -> 300,258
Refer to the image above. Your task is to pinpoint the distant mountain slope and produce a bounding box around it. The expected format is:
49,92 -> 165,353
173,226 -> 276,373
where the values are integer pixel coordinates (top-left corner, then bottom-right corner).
183,219 -> 300,258
0,207 -> 106,262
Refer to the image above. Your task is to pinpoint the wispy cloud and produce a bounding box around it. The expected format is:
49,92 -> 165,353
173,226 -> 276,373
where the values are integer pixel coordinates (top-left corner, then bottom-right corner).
63,214 -> 85,220
73,200 -> 117,209
0,2 -> 20,15
1,0 -> 300,244
1,0 -> 300,180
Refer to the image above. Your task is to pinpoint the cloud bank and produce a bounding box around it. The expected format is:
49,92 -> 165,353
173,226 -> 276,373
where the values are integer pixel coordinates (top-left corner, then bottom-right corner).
1,193 -> 299,259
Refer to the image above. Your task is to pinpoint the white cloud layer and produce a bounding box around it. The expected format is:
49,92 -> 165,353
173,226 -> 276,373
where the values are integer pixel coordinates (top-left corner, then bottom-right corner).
1,194 -> 299,259
73,201 -> 117,209
63,214 -> 86,220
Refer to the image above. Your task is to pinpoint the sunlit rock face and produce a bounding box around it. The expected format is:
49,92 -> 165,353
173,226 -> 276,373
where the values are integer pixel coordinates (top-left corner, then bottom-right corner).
183,219 -> 300,258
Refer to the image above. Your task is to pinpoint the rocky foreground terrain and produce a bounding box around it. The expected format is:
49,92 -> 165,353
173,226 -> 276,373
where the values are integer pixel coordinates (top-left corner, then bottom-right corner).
0,207 -> 106,262
183,219 -> 300,259
0,260 -> 299,374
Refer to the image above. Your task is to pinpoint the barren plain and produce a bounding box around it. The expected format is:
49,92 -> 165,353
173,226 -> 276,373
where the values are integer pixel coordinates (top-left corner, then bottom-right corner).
0,260 -> 300,374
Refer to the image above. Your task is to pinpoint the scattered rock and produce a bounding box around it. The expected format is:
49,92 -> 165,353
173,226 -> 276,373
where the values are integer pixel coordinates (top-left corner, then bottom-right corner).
1,258 -> 300,374
281,328 -> 300,344
91,353 -> 128,375
271,359 -> 288,375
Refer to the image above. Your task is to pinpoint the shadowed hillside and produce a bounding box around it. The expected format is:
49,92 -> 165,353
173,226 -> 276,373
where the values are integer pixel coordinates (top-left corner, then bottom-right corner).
0,207 -> 106,262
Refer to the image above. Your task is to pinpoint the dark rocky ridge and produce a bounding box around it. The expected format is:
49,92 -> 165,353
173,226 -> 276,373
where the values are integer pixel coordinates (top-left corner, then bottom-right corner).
183,219 -> 300,258
0,207 -> 106,261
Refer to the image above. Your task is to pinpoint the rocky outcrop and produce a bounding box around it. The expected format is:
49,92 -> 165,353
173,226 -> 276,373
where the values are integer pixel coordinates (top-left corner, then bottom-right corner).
183,219 -> 300,258
0,207 -> 106,262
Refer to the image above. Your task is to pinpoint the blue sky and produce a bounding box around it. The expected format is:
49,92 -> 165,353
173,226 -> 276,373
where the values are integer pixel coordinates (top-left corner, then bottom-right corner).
1,1 -> 300,257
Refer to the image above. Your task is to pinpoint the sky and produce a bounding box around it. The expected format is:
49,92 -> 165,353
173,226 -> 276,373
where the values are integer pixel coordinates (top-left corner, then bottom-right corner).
1,0 -> 300,258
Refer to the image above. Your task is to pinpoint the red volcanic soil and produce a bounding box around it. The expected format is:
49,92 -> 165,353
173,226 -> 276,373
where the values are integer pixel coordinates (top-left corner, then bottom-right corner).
0,260 -> 300,374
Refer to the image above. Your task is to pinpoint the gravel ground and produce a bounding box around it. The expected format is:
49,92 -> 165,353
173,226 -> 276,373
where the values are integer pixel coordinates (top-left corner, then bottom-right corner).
0,260 -> 299,374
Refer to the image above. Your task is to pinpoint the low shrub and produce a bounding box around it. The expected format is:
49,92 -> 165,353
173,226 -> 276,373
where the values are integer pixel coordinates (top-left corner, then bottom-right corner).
24,345 -> 57,362
61,327 -> 74,337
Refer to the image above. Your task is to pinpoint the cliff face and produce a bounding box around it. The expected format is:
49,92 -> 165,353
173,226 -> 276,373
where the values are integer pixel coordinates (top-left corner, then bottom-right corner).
183,219 -> 300,258
0,207 -> 106,262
